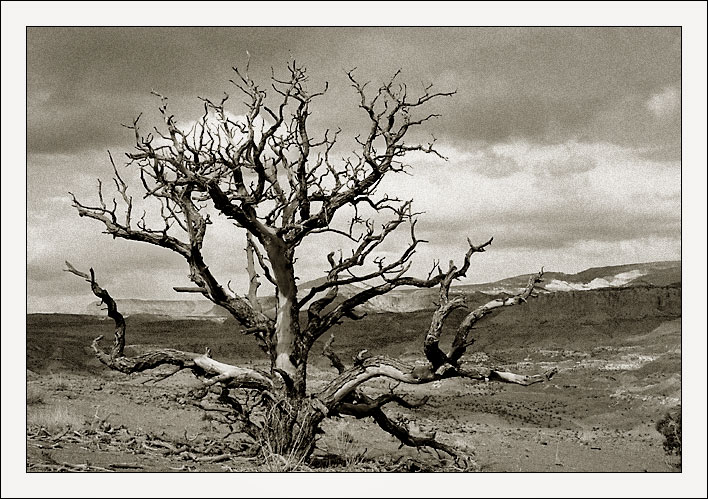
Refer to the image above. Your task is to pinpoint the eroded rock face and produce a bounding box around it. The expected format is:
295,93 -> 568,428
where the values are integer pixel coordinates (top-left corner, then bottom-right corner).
510,284 -> 681,323
463,284 -> 681,352
356,283 -> 681,317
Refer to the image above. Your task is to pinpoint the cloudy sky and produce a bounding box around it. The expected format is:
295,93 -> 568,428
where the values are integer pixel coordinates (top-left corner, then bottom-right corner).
26,26 -> 682,313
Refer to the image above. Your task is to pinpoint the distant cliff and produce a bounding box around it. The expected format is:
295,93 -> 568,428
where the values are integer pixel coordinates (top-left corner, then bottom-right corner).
83,260 -> 680,319
86,299 -> 230,320
461,284 -> 681,351
473,284 -> 681,325
327,260 -> 681,315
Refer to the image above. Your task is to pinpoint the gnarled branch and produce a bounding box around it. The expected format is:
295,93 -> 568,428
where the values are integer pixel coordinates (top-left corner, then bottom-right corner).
448,268 -> 545,365
64,261 -> 125,359
318,268 -> 554,411
318,354 -> 556,411
65,262 -> 273,391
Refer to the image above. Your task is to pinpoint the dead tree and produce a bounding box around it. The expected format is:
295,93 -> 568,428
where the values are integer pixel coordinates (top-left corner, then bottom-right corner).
67,62 -> 557,465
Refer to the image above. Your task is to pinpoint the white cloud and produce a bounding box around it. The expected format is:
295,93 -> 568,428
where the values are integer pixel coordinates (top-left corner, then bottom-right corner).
646,86 -> 679,117
375,138 -> 680,255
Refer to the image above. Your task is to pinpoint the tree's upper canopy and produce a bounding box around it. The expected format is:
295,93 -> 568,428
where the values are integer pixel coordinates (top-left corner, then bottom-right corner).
71,63 -> 470,341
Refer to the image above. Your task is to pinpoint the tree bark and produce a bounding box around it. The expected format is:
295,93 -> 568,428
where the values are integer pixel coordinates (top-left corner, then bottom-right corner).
263,238 -> 307,396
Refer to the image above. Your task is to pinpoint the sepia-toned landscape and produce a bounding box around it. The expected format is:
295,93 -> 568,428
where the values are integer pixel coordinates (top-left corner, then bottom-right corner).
16,19 -> 697,490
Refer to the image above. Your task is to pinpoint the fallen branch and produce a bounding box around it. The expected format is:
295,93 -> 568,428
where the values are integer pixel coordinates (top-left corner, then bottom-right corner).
487,367 -> 558,385
196,453 -> 234,463
140,366 -> 185,384
108,463 -> 144,470
173,286 -> 209,293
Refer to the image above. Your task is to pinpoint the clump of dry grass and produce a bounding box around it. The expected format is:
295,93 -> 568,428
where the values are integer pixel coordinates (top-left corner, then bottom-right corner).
27,406 -> 84,433
258,439 -> 312,472
49,372 -> 69,391
26,384 -> 45,405
330,423 -> 367,469
256,403 -> 314,472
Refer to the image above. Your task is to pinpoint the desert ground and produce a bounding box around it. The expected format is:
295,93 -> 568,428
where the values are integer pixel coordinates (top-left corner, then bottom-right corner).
26,283 -> 681,472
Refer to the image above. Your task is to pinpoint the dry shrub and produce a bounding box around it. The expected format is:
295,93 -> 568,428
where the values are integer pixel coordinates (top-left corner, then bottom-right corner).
258,438 -> 312,472
656,405 -> 681,469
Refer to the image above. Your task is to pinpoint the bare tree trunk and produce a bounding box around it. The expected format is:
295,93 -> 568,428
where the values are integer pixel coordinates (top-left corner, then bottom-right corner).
263,238 -> 308,397
259,397 -> 326,464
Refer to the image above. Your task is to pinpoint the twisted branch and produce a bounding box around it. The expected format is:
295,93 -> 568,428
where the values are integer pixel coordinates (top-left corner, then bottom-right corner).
64,262 -> 273,391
